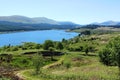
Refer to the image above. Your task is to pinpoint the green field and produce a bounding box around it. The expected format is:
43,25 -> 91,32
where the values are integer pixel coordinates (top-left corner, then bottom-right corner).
19,52 -> 119,80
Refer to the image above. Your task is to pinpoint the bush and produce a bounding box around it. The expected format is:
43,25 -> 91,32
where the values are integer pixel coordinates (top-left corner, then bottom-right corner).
56,42 -> 63,50
83,44 -> 95,55
22,42 -> 41,50
99,48 -> 117,66
43,40 -> 54,50
33,52 -> 44,75
99,36 -> 120,76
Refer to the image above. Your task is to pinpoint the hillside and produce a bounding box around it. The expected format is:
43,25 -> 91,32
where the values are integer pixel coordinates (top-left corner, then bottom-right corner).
91,21 -> 120,25
0,15 -> 79,25
0,15 -> 79,32
0,15 -> 59,24
0,31 -> 120,80
0,21 -> 77,32
1,15 -> 120,32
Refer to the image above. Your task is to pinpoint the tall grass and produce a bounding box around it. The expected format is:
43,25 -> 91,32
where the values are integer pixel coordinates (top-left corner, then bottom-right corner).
21,52 -> 119,80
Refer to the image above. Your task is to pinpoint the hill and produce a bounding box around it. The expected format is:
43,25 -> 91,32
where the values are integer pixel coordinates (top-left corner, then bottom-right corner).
0,21 -> 77,32
91,21 -> 120,25
0,15 -> 78,25
0,15 -> 79,32
0,15 -> 59,24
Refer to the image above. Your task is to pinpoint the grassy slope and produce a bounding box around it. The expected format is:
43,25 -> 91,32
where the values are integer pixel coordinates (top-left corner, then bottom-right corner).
71,27 -> 120,34
19,52 -> 119,80
0,49 -> 42,55
1,32 -> 119,80
13,32 -> 120,80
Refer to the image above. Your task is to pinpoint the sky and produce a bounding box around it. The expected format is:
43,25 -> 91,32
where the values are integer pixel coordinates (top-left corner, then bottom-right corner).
0,0 -> 120,24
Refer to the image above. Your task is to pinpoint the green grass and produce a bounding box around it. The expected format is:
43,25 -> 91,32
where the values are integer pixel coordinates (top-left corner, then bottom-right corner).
71,27 -> 120,35
20,52 -> 119,80
0,49 -> 43,55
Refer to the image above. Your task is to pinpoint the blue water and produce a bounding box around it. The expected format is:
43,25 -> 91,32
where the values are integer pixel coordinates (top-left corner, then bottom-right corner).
0,30 -> 78,46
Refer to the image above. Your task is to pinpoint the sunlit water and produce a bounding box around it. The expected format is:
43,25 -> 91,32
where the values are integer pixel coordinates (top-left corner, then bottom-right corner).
0,30 -> 78,46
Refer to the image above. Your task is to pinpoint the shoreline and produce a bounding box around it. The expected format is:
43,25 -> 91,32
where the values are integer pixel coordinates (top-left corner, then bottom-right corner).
0,29 -> 70,34
0,29 -> 58,34
0,30 -> 48,34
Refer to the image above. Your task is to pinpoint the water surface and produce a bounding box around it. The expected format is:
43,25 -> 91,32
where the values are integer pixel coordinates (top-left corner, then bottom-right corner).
0,30 -> 78,46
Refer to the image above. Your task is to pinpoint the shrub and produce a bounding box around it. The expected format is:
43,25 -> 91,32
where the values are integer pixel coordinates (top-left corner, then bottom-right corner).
83,44 -> 95,55
99,36 -> 120,76
43,40 -> 54,50
33,52 -> 44,75
56,42 -> 63,50
99,48 -> 117,66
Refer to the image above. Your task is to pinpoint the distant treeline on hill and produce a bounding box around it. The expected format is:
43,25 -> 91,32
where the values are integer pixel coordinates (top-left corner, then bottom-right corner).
0,20 -> 120,32
0,21 -> 76,32
75,25 -> 120,29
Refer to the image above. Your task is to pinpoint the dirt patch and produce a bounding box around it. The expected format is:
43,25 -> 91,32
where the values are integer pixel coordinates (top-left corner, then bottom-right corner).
0,67 -> 24,80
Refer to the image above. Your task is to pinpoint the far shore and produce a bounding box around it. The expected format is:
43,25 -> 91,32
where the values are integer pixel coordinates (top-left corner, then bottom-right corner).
0,29 -> 69,34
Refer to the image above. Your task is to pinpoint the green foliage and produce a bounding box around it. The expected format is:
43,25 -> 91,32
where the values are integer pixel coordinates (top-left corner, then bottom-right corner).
62,38 -> 67,43
68,44 -> 83,51
83,44 -> 95,55
33,52 -> 44,75
10,46 -> 19,51
10,55 -> 32,68
43,40 -> 54,50
56,42 -> 63,50
99,48 -> 117,66
108,37 -> 120,67
99,36 -> 120,76
48,47 -> 55,61
21,42 -> 41,50
48,47 -> 54,52
67,39 -> 96,55
0,42 -> 42,52
81,30 -> 91,35
63,61 -> 71,69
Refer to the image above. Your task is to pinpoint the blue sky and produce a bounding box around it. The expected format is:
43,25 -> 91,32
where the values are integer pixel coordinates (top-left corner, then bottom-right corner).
0,0 -> 120,24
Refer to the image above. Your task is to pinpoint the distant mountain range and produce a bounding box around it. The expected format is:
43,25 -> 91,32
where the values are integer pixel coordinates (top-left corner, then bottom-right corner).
0,15 -> 120,32
0,15 -> 79,32
91,21 -> 120,25
0,15 -> 120,26
0,15 -> 78,25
